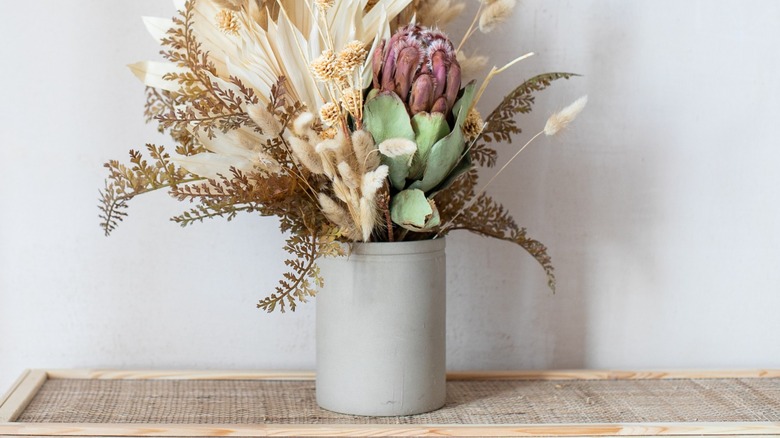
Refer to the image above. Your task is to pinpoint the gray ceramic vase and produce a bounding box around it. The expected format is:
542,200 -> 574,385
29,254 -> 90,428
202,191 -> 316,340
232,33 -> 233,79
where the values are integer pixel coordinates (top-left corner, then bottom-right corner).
315,238 -> 447,416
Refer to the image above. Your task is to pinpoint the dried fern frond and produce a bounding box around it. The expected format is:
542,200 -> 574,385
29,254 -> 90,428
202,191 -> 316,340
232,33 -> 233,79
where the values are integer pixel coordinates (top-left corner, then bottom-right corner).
465,72 -> 576,169
434,168 -> 479,221
434,168 -> 555,292
257,224 -> 345,313
260,77 -> 307,168
170,170 -> 282,224
99,145 -> 201,236
480,72 -> 577,145
167,165 -> 341,313
437,180 -> 555,292
155,1 -> 260,139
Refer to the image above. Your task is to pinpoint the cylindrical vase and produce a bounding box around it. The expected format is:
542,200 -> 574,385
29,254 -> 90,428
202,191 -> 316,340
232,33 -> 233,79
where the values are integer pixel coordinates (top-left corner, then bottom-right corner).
316,238 -> 446,416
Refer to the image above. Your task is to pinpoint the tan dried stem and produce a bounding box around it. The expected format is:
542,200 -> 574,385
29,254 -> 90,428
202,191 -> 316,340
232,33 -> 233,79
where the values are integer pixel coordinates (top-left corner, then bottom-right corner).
471,52 -> 534,112
456,1 -> 486,53
435,129 -> 544,238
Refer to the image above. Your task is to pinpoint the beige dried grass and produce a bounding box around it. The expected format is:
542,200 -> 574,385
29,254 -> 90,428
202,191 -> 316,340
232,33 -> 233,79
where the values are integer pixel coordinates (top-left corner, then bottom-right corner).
544,95 -> 589,136
457,51 -> 489,79
361,165 -> 389,202
378,138 -> 416,158
289,136 -> 324,175
292,112 -> 316,136
337,161 -> 360,190
479,0 -> 516,33
246,104 -> 282,137
359,197 -> 377,242
351,130 -> 378,173
417,0 -> 466,27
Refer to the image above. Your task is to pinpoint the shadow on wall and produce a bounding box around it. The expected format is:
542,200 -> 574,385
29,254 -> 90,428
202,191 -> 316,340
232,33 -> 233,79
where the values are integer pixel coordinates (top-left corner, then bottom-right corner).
446,2 -> 664,371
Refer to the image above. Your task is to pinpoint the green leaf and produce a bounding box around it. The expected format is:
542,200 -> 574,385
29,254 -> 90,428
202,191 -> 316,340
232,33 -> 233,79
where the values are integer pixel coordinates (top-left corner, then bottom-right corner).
382,152 -> 413,190
428,148 -> 472,196
363,91 -> 415,145
390,188 -> 440,231
409,82 -> 476,193
408,112 -> 450,180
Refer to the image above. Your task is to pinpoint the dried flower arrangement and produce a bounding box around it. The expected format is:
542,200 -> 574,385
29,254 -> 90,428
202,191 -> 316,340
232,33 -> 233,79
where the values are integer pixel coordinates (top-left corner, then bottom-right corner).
99,0 -> 586,312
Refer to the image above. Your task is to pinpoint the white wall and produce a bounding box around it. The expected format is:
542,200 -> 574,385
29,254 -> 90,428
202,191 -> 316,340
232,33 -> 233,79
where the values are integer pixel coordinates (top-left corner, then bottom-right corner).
1,0 -> 779,392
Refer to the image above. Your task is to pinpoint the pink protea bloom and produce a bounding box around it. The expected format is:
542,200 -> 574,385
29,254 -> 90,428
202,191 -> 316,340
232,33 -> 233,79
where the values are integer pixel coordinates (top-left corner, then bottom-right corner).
372,24 -> 462,116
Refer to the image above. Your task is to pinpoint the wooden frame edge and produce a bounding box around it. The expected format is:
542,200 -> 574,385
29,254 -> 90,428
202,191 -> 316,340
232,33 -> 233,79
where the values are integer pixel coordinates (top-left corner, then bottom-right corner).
44,369 -> 317,380
41,368 -> 780,381
1,421 -> 779,437
447,369 -> 780,380
0,370 -> 48,422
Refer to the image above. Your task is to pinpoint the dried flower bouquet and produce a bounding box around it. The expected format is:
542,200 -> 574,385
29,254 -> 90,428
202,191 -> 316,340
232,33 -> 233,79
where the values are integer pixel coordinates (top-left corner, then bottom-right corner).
99,0 -> 585,312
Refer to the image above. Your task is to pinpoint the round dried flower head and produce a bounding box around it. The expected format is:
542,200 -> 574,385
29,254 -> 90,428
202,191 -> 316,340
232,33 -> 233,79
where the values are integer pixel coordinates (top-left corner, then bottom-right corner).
337,41 -> 368,74
310,49 -> 340,82
335,75 -> 350,90
341,88 -> 362,118
319,102 -> 342,126
216,9 -> 241,35
463,108 -> 484,142
320,126 -> 338,140
315,0 -> 335,11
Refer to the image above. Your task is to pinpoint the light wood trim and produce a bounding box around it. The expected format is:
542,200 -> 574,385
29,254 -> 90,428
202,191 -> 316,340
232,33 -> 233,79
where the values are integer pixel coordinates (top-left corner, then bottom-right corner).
43,368 -> 780,381
446,369 -> 780,380
0,370 -> 47,422
44,370 -> 317,380
0,422 -> 779,436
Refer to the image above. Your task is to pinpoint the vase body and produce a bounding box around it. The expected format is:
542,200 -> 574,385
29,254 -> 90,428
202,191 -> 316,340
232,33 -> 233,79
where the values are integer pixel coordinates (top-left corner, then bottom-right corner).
316,238 -> 446,416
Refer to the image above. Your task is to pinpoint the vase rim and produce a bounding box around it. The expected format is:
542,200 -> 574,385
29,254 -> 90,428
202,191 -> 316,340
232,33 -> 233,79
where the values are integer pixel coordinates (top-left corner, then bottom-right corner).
348,238 -> 445,256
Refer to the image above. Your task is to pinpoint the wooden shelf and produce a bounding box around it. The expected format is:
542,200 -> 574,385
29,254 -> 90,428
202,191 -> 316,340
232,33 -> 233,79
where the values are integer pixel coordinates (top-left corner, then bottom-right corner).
1,369 -> 779,436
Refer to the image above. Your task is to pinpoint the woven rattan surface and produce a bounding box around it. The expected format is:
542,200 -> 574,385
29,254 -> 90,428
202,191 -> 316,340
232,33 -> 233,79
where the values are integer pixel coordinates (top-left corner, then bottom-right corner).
16,378 -> 780,425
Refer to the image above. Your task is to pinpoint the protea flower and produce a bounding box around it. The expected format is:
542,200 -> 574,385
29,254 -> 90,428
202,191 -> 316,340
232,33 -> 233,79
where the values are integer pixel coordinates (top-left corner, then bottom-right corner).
371,24 -> 462,117
363,24 -> 475,233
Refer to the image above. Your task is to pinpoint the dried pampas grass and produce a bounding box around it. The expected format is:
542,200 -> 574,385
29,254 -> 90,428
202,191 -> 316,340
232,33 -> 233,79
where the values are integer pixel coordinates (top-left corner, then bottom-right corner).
337,161 -> 360,190
378,138 -> 417,158
318,193 -> 361,241
361,165 -> 389,202
312,129 -> 390,242
352,130 -> 379,173
479,0 -> 516,33
246,104 -> 282,137
289,136 -> 324,174
359,198 -> 378,242
544,95 -> 588,136
417,0 -> 466,27
457,51 -> 489,79
292,112 -> 316,136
